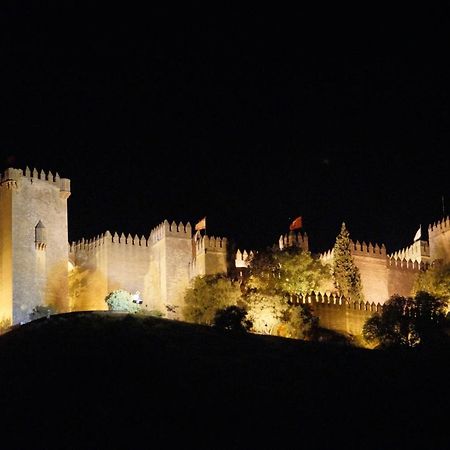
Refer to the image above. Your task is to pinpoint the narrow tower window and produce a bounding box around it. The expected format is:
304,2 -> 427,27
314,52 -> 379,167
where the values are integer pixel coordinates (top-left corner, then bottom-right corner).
35,221 -> 47,250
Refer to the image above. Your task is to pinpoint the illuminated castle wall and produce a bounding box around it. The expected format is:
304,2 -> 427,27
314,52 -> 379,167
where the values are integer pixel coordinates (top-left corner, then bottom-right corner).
68,222 -> 228,318
0,166 -> 449,332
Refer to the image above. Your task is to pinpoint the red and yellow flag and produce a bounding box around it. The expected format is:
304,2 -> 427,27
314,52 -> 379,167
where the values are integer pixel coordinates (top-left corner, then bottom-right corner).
195,216 -> 206,231
289,216 -> 302,231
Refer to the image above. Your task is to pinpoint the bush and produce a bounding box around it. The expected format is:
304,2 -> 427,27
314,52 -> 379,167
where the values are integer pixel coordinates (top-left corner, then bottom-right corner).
29,305 -> 57,321
213,306 -> 252,332
105,290 -> 141,313
0,318 -> 11,334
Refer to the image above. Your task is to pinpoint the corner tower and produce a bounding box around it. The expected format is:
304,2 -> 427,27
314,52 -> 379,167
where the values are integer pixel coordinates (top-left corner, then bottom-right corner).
0,167 -> 71,324
428,217 -> 450,264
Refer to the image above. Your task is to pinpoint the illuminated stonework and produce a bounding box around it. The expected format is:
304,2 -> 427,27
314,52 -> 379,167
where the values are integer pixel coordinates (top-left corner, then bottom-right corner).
0,166 -> 449,329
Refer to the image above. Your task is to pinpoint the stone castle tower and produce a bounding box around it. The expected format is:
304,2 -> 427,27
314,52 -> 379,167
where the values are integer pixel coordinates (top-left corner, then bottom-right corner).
0,167 -> 71,324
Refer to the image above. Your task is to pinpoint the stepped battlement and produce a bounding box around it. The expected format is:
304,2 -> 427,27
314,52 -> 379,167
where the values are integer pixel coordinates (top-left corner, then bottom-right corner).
0,167 -> 71,197
149,220 -> 192,243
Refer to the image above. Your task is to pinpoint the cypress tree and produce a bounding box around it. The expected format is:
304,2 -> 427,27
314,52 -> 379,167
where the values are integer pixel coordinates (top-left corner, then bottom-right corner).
332,222 -> 364,301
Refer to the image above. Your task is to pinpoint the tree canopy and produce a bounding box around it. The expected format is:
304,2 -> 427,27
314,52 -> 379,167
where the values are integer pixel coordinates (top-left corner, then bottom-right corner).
414,262 -> 450,304
182,274 -> 242,325
245,245 -> 331,298
332,222 -> 364,301
363,291 -> 449,348
242,245 -> 328,337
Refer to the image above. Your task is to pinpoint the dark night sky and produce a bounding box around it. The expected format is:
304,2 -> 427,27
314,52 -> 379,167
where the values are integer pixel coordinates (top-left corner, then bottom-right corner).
1,5 -> 449,254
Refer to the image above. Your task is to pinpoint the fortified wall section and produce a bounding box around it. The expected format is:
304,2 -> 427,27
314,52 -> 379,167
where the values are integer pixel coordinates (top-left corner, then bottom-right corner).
386,258 -> 427,299
294,291 -> 383,336
320,239 -> 425,304
70,231 -> 151,311
71,220 -> 193,317
351,240 -> 389,303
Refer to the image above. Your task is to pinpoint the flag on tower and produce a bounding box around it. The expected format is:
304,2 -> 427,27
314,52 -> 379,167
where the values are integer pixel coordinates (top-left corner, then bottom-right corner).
195,216 -> 206,231
413,225 -> 421,242
289,216 -> 303,231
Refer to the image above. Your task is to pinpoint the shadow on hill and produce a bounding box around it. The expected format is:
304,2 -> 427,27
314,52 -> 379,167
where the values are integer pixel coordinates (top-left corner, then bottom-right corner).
0,311 -> 448,449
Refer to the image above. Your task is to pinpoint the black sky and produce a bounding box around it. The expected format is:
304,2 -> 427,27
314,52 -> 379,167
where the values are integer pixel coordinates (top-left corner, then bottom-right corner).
1,5 -> 449,254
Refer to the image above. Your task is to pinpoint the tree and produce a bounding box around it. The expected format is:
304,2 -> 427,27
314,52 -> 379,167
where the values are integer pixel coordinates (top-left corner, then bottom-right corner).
363,292 -> 448,348
274,246 -> 332,298
245,246 -> 331,299
105,289 -> 141,313
413,291 -> 448,346
242,246 -> 327,337
332,222 -> 364,301
213,305 -> 252,332
285,304 -> 319,340
182,274 -> 242,325
242,290 -> 289,334
414,262 -> 450,304
363,294 -> 417,348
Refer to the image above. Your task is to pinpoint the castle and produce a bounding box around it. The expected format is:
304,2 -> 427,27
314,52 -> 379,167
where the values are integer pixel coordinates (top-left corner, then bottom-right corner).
1,166 -> 449,336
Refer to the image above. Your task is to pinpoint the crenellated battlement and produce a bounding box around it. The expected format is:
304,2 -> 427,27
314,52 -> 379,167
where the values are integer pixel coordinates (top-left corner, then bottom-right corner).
319,240 -> 386,262
70,230 -> 149,253
295,290 -> 384,312
279,231 -> 308,251
389,239 -> 430,264
428,216 -> 450,263
429,216 -> 450,235
0,166 -> 71,197
70,232 -> 109,253
149,220 -> 192,243
235,249 -> 255,268
350,240 -> 386,258
194,234 -> 228,253
319,248 -> 334,262
387,257 -> 429,272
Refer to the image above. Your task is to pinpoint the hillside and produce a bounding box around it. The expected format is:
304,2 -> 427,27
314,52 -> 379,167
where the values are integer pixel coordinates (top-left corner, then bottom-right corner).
0,312 -> 448,449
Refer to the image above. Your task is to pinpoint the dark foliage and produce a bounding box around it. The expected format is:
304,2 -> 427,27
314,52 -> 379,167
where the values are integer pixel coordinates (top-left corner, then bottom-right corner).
213,305 -> 252,332
363,292 -> 449,348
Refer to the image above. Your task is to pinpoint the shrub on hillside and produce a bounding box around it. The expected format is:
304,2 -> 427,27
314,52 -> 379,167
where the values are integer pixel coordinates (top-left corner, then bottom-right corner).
29,305 -> 57,321
105,289 -> 141,313
213,305 -> 252,332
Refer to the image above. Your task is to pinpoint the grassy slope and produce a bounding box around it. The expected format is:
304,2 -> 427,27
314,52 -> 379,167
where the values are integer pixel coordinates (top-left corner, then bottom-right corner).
0,312 -> 448,450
